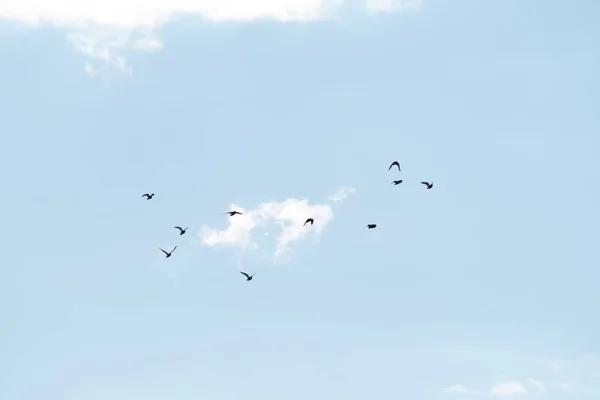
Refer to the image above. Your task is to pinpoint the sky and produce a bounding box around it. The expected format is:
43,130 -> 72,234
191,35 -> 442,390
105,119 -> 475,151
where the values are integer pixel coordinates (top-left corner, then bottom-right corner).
1,0 -> 599,399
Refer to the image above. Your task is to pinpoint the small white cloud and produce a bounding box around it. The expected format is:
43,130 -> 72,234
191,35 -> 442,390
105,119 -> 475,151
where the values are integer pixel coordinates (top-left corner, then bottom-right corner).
489,381 -> 527,397
327,186 -> 356,202
528,378 -> 545,392
547,359 -> 561,373
440,384 -> 474,394
364,0 -> 422,12
0,0 -> 420,73
200,193 -> 338,262
84,62 -> 100,76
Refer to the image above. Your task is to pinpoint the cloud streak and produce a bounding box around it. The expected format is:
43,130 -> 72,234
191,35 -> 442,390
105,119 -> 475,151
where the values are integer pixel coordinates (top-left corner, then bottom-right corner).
0,0 -> 421,73
440,384 -> 476,394
489,381 -> 527,397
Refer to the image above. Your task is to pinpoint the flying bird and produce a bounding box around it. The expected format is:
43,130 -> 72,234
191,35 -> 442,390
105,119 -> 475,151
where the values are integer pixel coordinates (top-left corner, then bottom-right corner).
366,224 -> 377,229
240,271 -> 255,281
304,218 -> 314,226
174,226 -> 188,235
142,193 -> 154,200
224,211 -> 243,216
421,181 -> 434,189
391,180 -> 403,185
388,161 -> 401,172
159,246 -> 177,258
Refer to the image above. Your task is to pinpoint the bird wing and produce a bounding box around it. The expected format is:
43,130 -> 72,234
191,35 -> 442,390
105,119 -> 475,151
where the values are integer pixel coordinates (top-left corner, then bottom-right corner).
240,271 -> 250,278
142,194 -> 149,198
171,246 -> 177,253
421,182 -> 429,185
174,226 -> 183,231
160,248 -> 168,255
388,161 -> 400,171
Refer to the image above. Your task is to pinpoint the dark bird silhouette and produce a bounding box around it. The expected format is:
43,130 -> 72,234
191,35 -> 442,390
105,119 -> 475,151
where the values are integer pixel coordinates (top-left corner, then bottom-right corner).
388,161 -> 401,172
421,181 -> 434,189
159,246 -> 177,258
391,180 -> 403,185
240,271 -> 255,281
304,218 -> 314,226
366,224 -> 377,229
142,193 -> 154,200
174,226 -> 188,235
224,210 -> 243,216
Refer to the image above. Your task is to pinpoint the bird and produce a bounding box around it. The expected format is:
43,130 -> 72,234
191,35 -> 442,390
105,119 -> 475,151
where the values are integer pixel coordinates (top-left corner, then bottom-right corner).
421,181 -> 434,189
391,180 -> 403,185
366,224 -> 377,229
224,210 -> 243,216
240,271 -> 255,281
174,226 -> 188,235
304,218 -> 314,226
388,161 -> 401,171
159,246 -> 177,258
142,193 -> 154,200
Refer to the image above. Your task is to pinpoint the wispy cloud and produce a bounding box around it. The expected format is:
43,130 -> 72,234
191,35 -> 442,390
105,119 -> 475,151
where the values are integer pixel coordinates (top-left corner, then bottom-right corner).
199,187 -> 354,263
0,0 -> 421,74
328,186 -> 356,202
489,381 -> 527,397
527,378 -> 545,392
440,384 -> 476,394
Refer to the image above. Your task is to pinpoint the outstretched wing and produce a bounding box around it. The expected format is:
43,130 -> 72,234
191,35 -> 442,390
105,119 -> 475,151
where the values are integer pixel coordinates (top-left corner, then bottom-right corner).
160,248 -> 168,255
174,226 -> 183,232
142,193 -> 150,198
421,182 -> 429,186
388,161 -> 400,171
240,271 -> 250,279
171,246 -> 177,253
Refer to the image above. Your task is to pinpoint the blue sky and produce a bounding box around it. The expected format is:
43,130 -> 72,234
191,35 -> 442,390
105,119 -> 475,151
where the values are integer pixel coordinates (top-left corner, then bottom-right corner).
1,0 -> 600,399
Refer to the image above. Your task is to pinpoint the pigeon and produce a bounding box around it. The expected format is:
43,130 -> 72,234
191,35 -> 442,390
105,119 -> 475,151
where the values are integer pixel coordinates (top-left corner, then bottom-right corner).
391,180 -> 403,185
224,211 -> 243,216
421,181 -> 434,189
240,271 -> 255,281
304,218 -> 314,226
142,193 -> 154,200
174,226 -> 188,235
366,224 -> 377,229
160,246 -> 177,258
388,161 -> 401,172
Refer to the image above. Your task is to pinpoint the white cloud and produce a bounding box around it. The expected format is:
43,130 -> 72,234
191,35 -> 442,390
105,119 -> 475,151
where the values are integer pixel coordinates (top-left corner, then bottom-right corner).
0,0 -> 421,74
528,378 -> 545,392
328,186 -> 356,202
200,188 -> 353,262
364,0 -> 421,12
84,62 -> 100,76
440,384 -> 474,394
547,359 -> 561,373
489,381 -> 527,397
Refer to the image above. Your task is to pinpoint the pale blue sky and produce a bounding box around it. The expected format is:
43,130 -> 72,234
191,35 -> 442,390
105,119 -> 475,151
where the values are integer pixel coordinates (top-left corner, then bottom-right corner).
1,0 -> 600,399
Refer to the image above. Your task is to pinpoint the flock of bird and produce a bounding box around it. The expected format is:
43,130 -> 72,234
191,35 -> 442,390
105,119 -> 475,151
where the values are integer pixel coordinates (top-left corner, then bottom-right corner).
142,160 -> 434,282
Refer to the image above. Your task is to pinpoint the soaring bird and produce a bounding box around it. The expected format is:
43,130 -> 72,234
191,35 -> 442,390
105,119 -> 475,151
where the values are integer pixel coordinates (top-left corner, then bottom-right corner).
142,193 -> 154,200
366,224 -> 377,229
421,181 -> 434,189
304,218 -> 314,226
240,271 -> 255,281
174,226 -> 188,235
159,246 -> 177,258
388,161 -> 401,172
391,180 -> 403,185
224,210 -> 243,216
